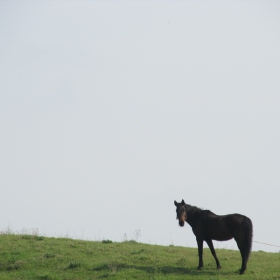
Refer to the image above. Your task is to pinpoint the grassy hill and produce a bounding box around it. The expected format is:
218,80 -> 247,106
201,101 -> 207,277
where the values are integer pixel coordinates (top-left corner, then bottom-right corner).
0,233 -> 279,279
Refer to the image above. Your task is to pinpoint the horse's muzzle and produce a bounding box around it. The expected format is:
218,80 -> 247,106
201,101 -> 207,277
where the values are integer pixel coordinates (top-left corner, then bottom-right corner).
179,220 -> 185,227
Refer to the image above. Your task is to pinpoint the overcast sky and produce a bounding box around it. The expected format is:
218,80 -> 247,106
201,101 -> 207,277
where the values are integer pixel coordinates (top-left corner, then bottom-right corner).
1,1 -> 280,253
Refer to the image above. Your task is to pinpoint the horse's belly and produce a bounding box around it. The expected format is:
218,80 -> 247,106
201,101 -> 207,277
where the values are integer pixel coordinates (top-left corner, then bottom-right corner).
213,235 -> 232,241
210,228 -> 233,241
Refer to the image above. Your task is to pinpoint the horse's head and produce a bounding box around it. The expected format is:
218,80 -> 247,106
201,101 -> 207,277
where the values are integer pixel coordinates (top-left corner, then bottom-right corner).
174,199 -> 187,227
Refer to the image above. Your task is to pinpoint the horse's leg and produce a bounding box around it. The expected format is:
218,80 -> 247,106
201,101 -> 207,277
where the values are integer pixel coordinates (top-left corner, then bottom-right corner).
205,239 -> 221,270
234,236 -> 246,274
196,237 -> 204,270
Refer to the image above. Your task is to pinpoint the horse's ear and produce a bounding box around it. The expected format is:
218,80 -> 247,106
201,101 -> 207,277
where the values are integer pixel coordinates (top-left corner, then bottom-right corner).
174,200 -> 178,206
181,199 -> 185,204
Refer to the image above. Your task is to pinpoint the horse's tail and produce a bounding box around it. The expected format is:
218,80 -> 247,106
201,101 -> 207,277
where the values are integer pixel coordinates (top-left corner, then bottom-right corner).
243,216 -> 253,262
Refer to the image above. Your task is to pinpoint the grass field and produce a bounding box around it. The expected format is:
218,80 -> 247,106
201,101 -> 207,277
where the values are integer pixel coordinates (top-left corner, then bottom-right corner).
0,233 -> 279,280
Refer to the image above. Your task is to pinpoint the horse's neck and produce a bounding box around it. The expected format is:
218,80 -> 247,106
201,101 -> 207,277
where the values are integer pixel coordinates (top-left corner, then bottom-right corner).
186,205 -> 201,227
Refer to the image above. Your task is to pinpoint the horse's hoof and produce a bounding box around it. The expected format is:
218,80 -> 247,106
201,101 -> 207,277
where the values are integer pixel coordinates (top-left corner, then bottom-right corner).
217,266 -> 221,270
197,266 -> 203,270
240,270 -> 245,275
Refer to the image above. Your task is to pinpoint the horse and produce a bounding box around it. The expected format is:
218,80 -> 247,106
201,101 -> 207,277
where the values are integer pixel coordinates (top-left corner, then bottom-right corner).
174,199 -> 253,274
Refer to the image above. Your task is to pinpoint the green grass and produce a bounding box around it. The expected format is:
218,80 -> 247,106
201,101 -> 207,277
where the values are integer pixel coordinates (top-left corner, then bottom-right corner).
0,234 -> 279,279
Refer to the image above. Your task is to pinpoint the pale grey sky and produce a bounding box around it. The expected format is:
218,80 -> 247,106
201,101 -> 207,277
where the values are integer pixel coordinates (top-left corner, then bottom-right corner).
1,1 -> 280,252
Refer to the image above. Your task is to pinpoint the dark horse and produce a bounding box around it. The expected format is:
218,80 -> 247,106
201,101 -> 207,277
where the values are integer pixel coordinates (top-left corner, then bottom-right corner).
174,199 -> 253,274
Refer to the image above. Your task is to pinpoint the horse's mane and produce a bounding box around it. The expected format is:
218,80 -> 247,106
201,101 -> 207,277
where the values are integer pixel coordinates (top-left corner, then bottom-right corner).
185,204 -> 202,215
186,205 -> 218,224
